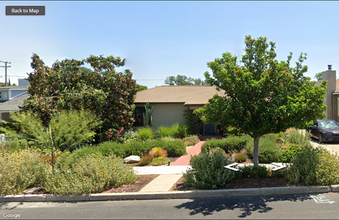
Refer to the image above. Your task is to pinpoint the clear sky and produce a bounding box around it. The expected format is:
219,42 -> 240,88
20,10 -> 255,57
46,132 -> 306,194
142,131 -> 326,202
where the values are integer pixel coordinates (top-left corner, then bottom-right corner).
1,1 -> 339,88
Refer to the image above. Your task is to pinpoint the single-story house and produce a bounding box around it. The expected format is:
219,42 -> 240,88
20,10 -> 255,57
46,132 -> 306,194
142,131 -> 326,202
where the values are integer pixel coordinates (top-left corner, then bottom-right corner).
133,85 -> 225,134
315,65 -> 339,122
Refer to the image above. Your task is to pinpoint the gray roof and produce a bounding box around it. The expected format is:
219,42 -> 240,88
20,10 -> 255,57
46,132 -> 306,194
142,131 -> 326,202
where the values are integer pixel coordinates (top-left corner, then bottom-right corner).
0,93 -> 29,112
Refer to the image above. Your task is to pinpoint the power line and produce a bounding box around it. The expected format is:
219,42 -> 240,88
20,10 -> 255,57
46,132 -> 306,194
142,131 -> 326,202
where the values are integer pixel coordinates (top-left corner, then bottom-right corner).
0,60 -> 11,86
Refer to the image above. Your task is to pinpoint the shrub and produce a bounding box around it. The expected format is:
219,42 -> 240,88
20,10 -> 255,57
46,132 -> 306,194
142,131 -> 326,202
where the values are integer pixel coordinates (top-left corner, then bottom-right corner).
209,147 -> 226,156
274,132 -> 287,144
286,130 -> 312,147
171,124 -> 187,139
121,129 -> 138,143
237,165 -> 268,178
137,127 -> 153,141
7,110 -> 100,152
284,146 -> 339,186
160,136 -> 176,142
145,139 -> 187,157
246,137 -> 282,163
157,126 -> 172,138
184,151 -> 235,189
281,144 -> 303,163
202,136 -> 249,153
139,155 -> 153,166
148,147 -> 168,158
182,136 -> 200,146
0,149 -> 49,195
234,152 -> 247,163
262,133 -> 276,142
150,157 -> 170,166
43,154 -> 136,195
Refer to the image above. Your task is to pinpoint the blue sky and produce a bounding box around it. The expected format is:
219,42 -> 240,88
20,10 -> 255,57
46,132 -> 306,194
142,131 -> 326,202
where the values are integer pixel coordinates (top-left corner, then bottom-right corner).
1,1 -> 339,88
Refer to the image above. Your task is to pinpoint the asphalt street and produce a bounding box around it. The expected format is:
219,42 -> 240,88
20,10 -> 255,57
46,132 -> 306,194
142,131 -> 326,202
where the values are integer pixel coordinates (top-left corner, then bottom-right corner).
1,193 -> 339,219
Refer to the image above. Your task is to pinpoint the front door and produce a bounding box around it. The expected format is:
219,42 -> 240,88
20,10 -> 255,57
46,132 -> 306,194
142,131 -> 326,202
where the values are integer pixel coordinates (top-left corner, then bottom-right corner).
204,123 -> 216,134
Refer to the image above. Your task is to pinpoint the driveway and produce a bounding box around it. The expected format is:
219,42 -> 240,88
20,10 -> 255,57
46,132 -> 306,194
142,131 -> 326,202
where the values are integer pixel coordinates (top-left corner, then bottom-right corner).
310,138 -> 339,156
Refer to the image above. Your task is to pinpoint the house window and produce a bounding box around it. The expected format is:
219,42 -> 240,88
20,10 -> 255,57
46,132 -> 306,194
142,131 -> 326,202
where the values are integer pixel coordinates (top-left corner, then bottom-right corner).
133,107 -> 145,126
337,97 -> 339,116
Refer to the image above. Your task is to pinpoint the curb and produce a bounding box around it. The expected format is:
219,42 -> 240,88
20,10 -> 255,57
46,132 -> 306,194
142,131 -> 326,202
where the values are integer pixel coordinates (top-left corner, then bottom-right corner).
0,185 -> 337,203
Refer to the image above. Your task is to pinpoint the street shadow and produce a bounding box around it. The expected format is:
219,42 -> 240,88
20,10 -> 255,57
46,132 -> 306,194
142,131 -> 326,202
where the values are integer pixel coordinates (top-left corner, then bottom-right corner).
175,194 -> 311,218
0,202 -> 23,210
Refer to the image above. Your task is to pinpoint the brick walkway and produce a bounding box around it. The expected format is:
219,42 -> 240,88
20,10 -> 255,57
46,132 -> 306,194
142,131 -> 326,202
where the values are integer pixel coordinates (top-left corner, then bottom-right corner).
170,141 -> 205,166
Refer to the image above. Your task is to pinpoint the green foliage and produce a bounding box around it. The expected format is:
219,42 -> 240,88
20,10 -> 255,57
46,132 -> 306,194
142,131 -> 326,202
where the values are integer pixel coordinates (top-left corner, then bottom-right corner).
8,110 -> 100,152
281,144 -> 303,163
44,154 -> 136,195
121,129 -> 138,143
143,102 -> 154,127
57,139 -> 187,166
184,151 -> 235,189
150,157 -> 170,166
234,152 -> 248,163
0,149 -> 49,195
183,109 -> 203,135
0,138 -> 29,152
21,54 -> 138,142
246,137 -> 282,163
237,165 -> 268,178
139,155 -> 152,166
314,72 -> 323,81
201,136 -> 248,153
274,132 -> 287,144
164,74 -> 207,85
171,124 -> 187,139
137,84 -> 148,91
137,127 -> 154,141
157,126 -> 172,138
145,139 -> 187,157
285,146 -> 339,186
182,136 -> 200,146
286,130 -> 312,147
148,147 -> 168,158
198,35 -> 327,166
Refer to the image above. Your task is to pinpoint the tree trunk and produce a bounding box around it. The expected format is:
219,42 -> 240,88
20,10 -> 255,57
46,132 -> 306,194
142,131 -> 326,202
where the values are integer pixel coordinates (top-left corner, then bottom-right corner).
253,136 -> 261,167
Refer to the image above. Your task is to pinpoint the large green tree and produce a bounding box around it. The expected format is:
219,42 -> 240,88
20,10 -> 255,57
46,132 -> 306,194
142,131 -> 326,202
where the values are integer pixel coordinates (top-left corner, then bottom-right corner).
164,75 -> 207,85
196,35 -> 327,166
21,54 -> 138,142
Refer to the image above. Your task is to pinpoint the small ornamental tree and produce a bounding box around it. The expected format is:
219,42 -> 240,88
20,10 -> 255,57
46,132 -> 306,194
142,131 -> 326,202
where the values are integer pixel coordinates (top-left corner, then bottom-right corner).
21,54 -> 138,142
196,35 -> 327,166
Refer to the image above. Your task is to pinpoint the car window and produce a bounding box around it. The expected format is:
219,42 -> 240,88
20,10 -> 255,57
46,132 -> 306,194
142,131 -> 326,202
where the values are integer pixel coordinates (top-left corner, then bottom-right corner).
319,121 -> 339,129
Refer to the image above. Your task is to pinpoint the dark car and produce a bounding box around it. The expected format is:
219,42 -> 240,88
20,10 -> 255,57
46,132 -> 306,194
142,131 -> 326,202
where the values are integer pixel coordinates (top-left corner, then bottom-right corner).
309,120 -> 339,143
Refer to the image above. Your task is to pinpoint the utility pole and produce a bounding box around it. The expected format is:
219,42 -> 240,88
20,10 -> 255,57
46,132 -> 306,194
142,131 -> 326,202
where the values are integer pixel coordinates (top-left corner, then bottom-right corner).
0,60 -> 11,86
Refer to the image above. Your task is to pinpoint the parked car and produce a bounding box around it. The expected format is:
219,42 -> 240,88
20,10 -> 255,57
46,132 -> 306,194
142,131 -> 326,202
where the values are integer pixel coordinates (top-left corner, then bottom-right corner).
309,120 -> 339,143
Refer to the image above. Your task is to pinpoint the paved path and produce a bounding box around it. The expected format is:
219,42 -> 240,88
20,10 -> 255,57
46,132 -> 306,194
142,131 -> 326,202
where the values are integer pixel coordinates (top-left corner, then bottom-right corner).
170,141 -> 205,166
133,141 -> 205,192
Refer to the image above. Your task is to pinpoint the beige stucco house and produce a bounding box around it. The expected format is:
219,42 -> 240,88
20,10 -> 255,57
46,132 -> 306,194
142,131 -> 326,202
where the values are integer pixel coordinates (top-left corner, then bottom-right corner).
133,85 -> 225,134
315,65 -> 339,122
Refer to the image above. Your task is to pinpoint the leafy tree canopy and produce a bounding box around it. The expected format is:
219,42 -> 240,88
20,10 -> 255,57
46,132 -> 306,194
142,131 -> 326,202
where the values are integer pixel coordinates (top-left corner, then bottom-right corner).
195,35 -> 327,166
314,72 -> 323,81
138,84 -> 148,91
164,75 -> 207,85
21,54 -> 138,142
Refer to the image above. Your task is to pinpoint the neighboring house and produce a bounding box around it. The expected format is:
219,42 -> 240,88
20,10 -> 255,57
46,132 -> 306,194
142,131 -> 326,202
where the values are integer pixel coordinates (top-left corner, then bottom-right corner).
315,65 -> 339,122
0,79 -> 29,123
133,85 -> 225,134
